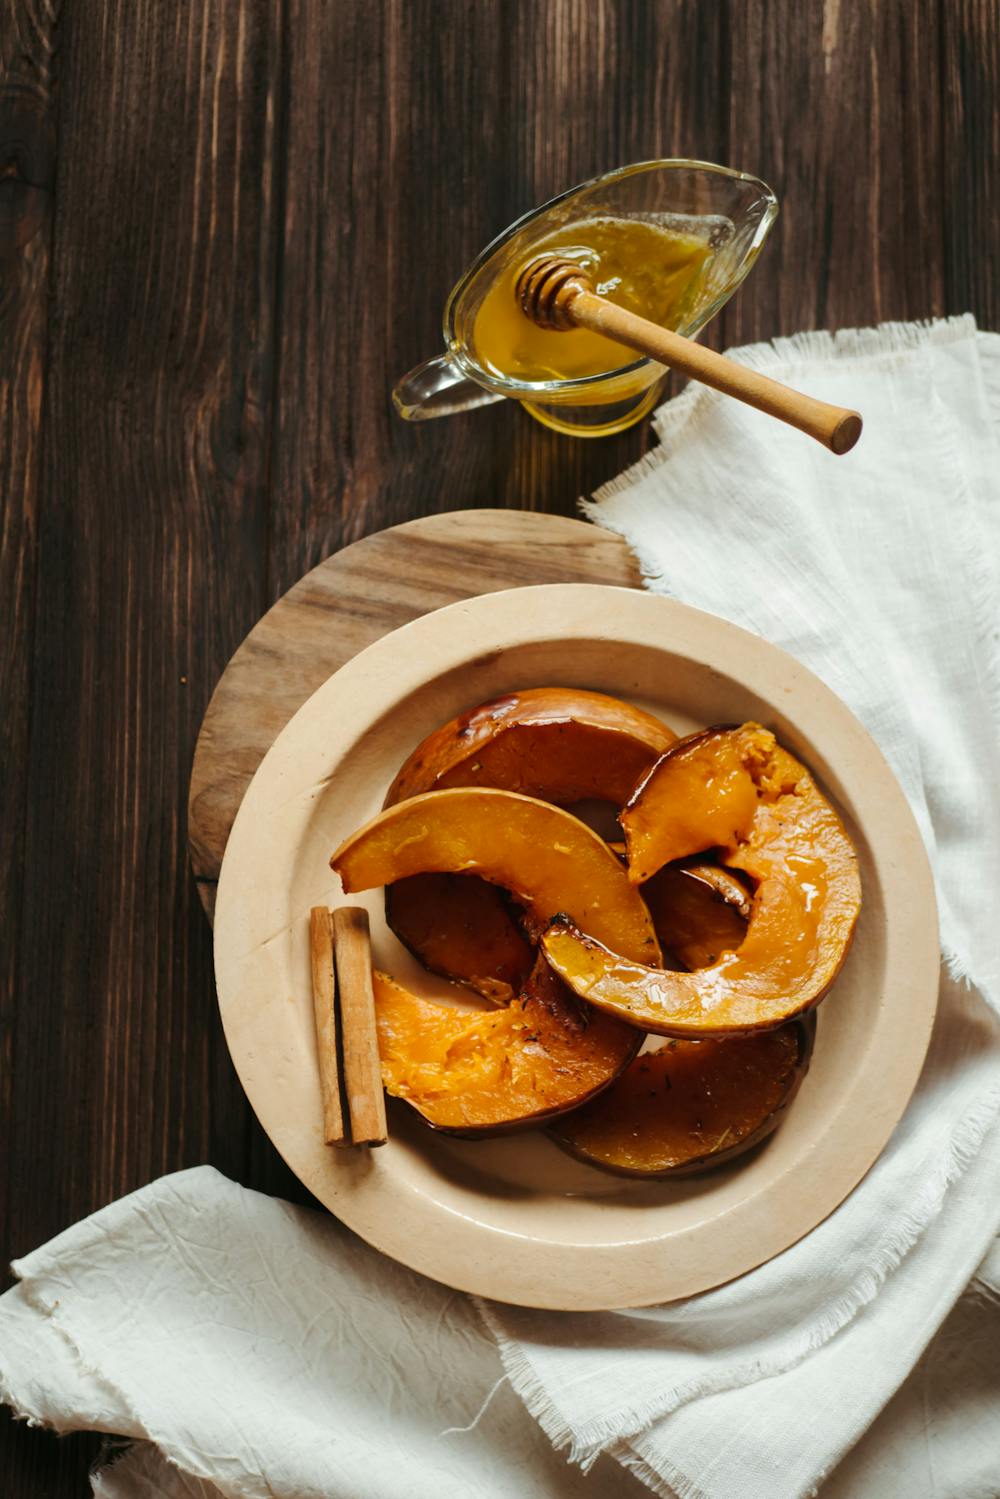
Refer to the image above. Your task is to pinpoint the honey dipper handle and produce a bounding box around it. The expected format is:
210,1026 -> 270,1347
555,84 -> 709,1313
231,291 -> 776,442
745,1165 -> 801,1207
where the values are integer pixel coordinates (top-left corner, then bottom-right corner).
571,291 -> 862,455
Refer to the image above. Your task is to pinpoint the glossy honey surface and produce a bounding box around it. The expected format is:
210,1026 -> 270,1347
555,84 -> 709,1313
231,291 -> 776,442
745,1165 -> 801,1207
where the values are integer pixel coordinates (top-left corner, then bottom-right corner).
472,215 -> 711,383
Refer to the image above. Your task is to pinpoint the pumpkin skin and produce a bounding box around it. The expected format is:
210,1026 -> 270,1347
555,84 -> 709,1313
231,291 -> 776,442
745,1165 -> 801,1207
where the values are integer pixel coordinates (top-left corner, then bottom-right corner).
384,690 -> 674,994
385,687 -> 676,808
385,873 -> 534,1004
542,727 -> 861,1036
382,849 -> 750,1005
374,958 -> 641,1135
383,847 -> 752,1006
332,787 -> 662,967
550,1018 -> 814,1175
643,863 -> 750,971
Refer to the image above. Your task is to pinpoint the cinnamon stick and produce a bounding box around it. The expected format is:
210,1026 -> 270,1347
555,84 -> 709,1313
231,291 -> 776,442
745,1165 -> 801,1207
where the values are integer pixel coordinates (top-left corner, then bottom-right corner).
309,906 -> 347,1145
332,905 -> 388,1147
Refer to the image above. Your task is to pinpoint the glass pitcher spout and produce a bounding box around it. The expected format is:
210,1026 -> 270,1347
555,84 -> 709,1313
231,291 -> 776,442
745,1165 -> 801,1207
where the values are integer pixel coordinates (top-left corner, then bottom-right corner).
393,353 -> 503,421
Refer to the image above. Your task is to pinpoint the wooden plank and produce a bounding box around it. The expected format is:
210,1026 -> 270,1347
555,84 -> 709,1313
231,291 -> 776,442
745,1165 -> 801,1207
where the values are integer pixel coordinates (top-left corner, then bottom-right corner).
267,0 -> 728,598
4,0 -> 284,1371
0,3 -> 94,1488
941,0 -> 1000,328
0,11 -> 54,1225
719,1 -> 949,347
0,6 -> 53,1182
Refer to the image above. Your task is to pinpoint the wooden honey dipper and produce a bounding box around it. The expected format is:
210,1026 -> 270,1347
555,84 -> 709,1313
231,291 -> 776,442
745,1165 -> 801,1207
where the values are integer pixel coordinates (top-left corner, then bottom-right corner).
515,256 -> 862,455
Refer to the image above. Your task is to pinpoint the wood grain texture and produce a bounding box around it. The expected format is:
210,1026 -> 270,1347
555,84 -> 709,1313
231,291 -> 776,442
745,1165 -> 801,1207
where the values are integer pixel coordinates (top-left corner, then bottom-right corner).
188,509 -> 639,916
3,0 -> 998,1488
1,0 -> 292,1487
1,0 -> 54,1170
0,3 -> 84,1489
718,0 -> 951,347
941,0 -> 1000,332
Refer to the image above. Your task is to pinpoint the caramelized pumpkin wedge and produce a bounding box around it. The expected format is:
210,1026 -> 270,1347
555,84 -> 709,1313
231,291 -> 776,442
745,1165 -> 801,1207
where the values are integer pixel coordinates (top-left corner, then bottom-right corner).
643,864 -> 750,971
543,729 -> 861,1035
374,958 -> 641,1134
385,873 -> 533,1003
550,1019 -> 813,1175
621,724 -> 766,883
385,687 -> 676,807
332,788 -> 661,965
386,851 -> 751,1003
384,690 -> 673,993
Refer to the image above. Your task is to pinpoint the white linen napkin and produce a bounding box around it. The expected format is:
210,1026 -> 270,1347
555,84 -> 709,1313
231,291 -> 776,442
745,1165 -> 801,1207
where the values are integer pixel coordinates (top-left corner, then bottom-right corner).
483,315 -> 1000,1495
3,316 -> 999,1499
0,1168 -> 642,1499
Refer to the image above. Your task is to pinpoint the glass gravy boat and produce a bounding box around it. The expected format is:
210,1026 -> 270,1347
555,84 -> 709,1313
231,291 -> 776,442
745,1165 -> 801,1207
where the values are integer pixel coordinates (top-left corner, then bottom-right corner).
394,159 -> 778,438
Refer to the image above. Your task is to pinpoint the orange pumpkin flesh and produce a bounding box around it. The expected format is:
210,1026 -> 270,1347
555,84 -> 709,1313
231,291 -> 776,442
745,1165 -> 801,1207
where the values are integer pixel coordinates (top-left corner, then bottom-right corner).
385,687 -> 676,807
542,727 -> 861,1035
385,873 -> 533,1003
332,788 -> 662,966
384,690 -> 674,992
621,725 -> 765,884
374,958 -> 641,1134
643,864 -> 750,971
550,1019 -> 813,1175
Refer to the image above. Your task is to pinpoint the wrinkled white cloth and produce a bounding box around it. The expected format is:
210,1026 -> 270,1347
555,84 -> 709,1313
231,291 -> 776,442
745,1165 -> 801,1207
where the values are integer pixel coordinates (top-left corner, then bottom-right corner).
1,1165 -> 998,1499
0,1168 -> 643,1499
3,317 -> 1000,1499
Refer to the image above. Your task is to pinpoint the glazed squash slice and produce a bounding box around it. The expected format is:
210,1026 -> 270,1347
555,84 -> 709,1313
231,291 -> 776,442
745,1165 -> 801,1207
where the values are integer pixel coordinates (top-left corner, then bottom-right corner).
543,726 -> 861,1035
384,689 -> 674,997
375,957 -> 640,1134
333,786 -> 661,965
550,1018 -> 814,1175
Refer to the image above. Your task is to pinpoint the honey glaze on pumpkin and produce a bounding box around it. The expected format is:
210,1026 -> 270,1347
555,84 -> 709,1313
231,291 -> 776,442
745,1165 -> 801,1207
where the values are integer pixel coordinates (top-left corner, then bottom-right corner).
385,687 -> 675,808
622,723 -> 775,882
637,725 -> 858,1012
332,787 -> 661,967
550,1022 -> 811,1175
544,727 -> 861,1034
641,864 -> 750,971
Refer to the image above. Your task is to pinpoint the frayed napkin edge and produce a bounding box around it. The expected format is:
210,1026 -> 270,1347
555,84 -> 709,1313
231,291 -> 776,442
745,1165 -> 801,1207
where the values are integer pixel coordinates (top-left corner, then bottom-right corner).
582,314 -> 982,516
0,1277 -> 258,1499
474,1084 -> 1000,1469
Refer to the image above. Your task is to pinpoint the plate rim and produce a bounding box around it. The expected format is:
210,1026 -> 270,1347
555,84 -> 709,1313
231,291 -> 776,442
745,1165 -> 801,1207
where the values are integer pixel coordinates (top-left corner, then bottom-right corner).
214,583 -> 939,1310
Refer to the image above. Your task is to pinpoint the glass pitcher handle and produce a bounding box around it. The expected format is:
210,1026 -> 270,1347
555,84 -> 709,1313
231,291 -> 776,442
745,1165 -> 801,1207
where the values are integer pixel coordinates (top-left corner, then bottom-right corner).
392,353 -> 503,421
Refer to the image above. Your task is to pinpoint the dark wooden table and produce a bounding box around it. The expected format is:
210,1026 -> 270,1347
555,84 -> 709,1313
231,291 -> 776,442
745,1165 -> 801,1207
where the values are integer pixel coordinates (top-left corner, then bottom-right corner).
2,2 -> 996,1490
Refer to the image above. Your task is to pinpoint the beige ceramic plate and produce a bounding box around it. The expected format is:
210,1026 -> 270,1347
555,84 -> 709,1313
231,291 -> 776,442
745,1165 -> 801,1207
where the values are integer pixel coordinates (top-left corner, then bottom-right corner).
214,585 -> 938,1310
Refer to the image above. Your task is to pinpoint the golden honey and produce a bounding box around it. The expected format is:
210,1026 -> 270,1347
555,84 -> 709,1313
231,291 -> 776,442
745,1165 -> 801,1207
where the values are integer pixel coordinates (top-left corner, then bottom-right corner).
472,215 -> 712,384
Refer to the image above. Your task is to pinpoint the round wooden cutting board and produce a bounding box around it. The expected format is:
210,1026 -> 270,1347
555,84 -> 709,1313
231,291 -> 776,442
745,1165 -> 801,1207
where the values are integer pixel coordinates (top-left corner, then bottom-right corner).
188,509 -> 640,919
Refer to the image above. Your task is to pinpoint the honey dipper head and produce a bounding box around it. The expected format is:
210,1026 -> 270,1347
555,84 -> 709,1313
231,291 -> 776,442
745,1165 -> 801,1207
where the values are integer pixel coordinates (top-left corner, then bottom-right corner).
515,256 -> 595,331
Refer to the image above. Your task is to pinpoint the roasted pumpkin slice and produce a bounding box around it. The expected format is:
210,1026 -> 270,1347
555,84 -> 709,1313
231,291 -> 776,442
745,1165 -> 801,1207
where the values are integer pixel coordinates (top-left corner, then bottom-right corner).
621,724 -> 769,883
332,788 -> 661,966
550,1019 -> 813,1175
374,958 -> 641,1134
385,687 -> 676,807
543,729 -> 860,1035
385,873 -> 533,1003
643,864 -> 750,971
385,850 -> 750,1004
384,690 -> 673,992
